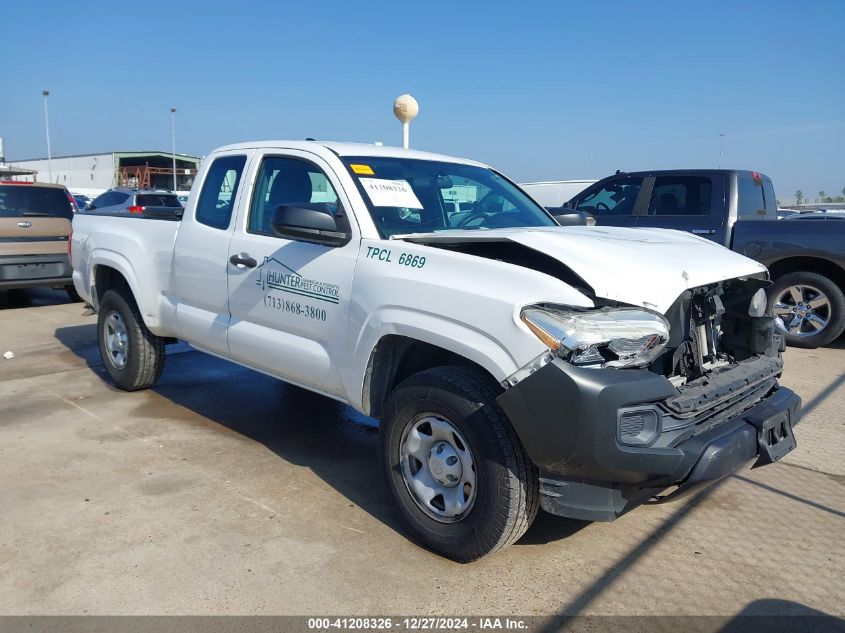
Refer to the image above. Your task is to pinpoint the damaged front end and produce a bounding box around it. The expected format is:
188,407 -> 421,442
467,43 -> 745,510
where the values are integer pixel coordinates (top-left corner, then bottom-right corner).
497,277 -> 802,522
659,277 -> 784,384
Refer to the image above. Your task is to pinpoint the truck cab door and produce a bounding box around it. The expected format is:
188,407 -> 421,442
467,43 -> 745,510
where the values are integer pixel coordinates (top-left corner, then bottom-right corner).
567,176 -> 645,229
226,151 -> 358,397
171,151 -> 251,355
634,174 -> 726,243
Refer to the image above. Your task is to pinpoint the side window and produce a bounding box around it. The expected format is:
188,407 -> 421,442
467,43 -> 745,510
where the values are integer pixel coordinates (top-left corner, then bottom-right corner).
647,176 -> 712,216
91,192 -> 113,208
737,174 -> 767,218
575,178 -> 642,216
113,192 -> 129,206
248,156 -> 338,236
195,155 -> 247,230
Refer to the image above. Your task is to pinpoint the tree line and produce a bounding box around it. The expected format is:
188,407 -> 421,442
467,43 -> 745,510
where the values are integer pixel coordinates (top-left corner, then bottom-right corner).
794,187 -> 845,205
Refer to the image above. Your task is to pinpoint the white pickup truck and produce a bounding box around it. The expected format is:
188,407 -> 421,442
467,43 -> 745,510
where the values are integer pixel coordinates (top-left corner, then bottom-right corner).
71,141 -> 801,561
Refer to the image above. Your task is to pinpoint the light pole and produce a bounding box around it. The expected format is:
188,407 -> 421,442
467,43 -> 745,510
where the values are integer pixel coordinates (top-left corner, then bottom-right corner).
718,133 -> 726,169
170,107 -> 177,192
42,90 -> 53,182
393,94 -> 419,149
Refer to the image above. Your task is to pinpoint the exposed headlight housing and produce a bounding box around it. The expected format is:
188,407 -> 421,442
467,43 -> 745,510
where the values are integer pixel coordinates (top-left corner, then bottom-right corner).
749,288 -> 768,317
521,306 -> 671,368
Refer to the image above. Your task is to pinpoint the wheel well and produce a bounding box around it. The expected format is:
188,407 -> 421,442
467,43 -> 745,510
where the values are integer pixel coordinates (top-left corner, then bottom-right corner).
767,257 -> 845,290
93,265 -> 130,307
363,335 -> 495,418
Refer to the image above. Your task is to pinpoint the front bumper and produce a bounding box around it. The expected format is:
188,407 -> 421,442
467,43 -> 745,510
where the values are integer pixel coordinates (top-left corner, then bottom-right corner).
497,358 -> 801,522
0,254 -> 73,290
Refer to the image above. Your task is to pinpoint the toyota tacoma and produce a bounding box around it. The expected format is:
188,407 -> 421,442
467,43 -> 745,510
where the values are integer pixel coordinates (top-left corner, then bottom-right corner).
70,142 -> 801,561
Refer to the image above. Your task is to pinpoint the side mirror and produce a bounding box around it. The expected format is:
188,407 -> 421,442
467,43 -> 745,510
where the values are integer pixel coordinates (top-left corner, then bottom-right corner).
270,204 -> 350,246
85,203 -> 94,210
550,209 -> 594,227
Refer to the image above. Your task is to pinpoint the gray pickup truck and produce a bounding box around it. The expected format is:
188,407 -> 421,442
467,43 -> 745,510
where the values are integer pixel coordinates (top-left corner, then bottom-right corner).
552,170 -> 845,348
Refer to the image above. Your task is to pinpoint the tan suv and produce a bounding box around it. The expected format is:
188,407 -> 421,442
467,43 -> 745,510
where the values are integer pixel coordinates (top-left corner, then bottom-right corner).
0,181 -> 78,300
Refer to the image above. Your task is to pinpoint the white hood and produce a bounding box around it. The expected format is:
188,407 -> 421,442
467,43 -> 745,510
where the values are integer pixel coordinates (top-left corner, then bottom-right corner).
396,226 -> 768,313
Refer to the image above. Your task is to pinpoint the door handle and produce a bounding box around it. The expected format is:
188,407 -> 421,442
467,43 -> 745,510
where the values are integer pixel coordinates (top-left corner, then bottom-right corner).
229,253 -> 257,268
692,229 -> 716,235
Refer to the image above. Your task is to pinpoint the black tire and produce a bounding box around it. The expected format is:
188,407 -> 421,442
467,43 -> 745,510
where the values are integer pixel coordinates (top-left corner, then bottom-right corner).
65,285 -> 82,302
380,366 -> 539,562
768,271 -> 845,349
97,288 -> 165,390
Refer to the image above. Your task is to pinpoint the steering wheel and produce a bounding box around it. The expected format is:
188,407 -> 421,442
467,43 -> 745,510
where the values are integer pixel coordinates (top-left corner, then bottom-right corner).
594,202 -> 609,212
456,212 -> 489,228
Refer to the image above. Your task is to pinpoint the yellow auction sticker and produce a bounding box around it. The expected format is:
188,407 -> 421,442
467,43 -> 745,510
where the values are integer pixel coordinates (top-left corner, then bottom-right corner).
350,164 -> 374,175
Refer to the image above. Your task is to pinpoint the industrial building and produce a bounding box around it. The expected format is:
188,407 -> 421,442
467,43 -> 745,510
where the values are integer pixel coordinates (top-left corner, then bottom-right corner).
2,150 -> 202,196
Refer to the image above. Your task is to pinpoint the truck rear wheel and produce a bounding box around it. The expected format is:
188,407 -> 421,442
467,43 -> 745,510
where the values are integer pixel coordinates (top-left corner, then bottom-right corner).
380,366 -> 539,562
768,271 -> 845,348
97,288 -> 165,391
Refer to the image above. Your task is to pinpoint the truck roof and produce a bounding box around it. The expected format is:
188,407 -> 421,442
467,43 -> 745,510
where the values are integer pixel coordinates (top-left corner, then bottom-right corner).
601,169 -> 770,180
210,140 -> 488,168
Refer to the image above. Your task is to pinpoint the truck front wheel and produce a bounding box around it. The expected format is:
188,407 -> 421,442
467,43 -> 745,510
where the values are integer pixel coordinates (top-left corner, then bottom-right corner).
380,366 -> 539,562
768,271 -> 845,348
97,288 -> 165,391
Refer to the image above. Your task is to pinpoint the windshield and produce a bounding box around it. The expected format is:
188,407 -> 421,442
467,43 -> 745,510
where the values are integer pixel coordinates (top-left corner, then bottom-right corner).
0,185 -> 74,219
342,157 -> 556,237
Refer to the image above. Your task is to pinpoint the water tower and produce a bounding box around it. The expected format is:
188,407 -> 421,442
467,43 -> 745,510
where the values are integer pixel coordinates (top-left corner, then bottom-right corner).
393,94 -> 419,149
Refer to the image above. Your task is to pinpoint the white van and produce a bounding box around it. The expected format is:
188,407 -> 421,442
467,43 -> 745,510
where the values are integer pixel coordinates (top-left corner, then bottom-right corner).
520,180 -> 596,208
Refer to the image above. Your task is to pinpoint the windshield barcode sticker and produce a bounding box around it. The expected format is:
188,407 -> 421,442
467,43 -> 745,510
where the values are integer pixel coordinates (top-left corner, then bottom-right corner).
359,178 -> 423,209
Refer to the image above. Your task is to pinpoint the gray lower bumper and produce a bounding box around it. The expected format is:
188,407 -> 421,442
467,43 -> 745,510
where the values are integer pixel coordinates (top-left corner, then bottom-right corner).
0,254 -> 73,289
497,358 -> 801,522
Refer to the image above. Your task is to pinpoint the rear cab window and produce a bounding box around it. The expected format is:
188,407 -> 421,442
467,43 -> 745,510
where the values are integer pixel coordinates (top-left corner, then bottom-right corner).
738,172 -> 776,219
0,185 -> 73,220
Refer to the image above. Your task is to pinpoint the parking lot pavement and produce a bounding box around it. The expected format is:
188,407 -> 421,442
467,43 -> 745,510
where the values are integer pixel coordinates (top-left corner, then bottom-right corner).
1,289 -> 843,617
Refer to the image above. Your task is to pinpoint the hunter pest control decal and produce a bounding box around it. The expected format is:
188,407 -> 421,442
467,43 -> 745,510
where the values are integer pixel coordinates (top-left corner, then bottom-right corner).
256,257 -> 340,321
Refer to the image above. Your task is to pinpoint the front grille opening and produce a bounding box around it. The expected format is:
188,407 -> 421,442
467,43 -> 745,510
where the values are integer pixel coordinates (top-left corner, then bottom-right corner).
655,278 -> 774,384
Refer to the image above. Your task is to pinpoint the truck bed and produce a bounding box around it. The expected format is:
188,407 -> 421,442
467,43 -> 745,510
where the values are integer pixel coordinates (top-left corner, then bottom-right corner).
730,216 -> 845,269
71,213 -> 181,334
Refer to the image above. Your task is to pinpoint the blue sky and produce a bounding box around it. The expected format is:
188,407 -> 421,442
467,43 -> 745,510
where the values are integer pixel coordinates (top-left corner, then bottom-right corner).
2,0 -> 843,202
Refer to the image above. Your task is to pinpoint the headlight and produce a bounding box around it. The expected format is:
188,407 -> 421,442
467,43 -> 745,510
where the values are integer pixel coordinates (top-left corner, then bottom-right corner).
521,307 -> 670,368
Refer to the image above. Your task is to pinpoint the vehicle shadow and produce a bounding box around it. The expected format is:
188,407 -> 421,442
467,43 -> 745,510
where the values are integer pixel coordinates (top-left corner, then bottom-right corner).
518,512 -> 590,545
827,334 -> 845,350
546,599 -> 844,633
53,323 -> 101,367
715,599 -> 844,632
58,320 -> 843,555
0,288 -> 73,309
52,325 -> 590,551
